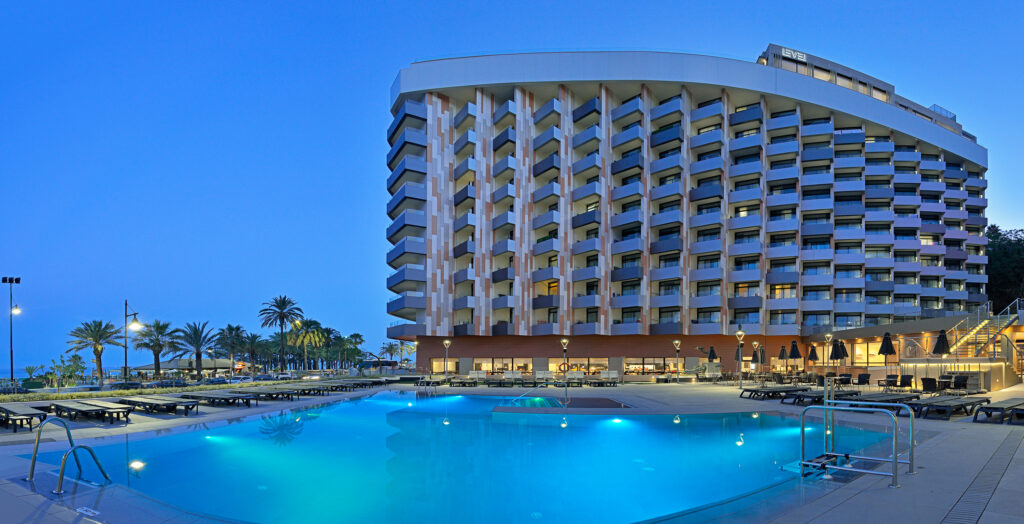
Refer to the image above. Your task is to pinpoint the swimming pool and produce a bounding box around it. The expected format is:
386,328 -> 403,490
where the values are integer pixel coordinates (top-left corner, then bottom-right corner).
33,392 -> 888,523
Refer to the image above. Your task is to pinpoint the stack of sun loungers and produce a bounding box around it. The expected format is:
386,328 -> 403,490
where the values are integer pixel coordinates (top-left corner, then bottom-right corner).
920,396 -> 991,420
973,398 -> 1024,424
119,396 -> 199,416
740,385 -> 808,400
51,400 -> 134,424
181,391 -> 258,407
0,403 -> 47,432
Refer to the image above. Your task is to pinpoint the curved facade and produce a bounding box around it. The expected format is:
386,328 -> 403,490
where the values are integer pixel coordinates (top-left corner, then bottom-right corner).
385,47 -> 989,371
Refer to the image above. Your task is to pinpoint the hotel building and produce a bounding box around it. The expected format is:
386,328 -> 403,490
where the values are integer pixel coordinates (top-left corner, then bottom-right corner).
385,45 -> 990,376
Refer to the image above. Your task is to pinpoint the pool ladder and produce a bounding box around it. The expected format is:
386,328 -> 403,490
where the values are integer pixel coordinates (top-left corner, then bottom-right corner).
799,378 -> 915,488
24,418 -> 112,495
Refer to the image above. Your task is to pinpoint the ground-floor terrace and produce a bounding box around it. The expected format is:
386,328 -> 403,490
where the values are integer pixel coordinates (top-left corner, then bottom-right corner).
0,381 -> 1021,523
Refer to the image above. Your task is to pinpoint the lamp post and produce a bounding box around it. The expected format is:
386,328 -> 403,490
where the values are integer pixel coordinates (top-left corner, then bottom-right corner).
735,325 -> 746,389
123,300 -> 143,381
3,277 -> 21,383
673,339 -> 681,384
823,332 -> 834,385
442,338 -> 451,378
560,338 -> 570,406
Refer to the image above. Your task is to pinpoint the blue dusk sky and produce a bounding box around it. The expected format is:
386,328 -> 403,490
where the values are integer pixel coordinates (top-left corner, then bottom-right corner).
0,1 -> 1020,371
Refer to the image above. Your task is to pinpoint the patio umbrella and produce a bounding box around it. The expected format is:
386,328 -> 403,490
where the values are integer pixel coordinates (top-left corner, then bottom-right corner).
734,342 -> 743,363
807,344 -> 819,362
750,346 -> 760,364
878,332 -> 896,372
707,346 -> 718,361
760,346 -> 767,369
788,340 -> 801,360
779,345 -> 787,371
840,340 -> 849,361
931,330 -> 950,356
829,339 -> 843,362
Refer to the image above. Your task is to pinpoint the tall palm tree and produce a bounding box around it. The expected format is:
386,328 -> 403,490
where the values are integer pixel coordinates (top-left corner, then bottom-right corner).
180,321 -> 217,380
216,324 -> 246,375
132,320 -> 183,378
320,327 -> 340,369
289,319 -> 324,371
258,296 -> 303,372
243,333 -> 263,377
66,320 -> 123,383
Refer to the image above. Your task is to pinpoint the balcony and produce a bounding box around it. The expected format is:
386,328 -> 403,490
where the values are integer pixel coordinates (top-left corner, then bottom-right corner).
691,211 -> 723,228
572,266 -> 601,282
865,141 -> 894,154
766,297 -> 798,310
492,127 -> 516,152
689,323 -> 722,336
651,96 -> 684,123
650,266 -> 684,281
834,202 -> 866,217
833,131 -> 865,145
864,210 -> 895,222
610,322 -> 643,336
689,183 -> 723,202
801,147 -> 833,163
690,128 -> 723,150
729,187 -> 762,205
572,322 -> 601,336
834,228 -> 865,241
453,240 -> 475,259
387,323 -> 425,339
833,180 -> 865,195
494,155 -> 518,179
533,238 -> 559,256
529,264 -> 558,282
611,181 -> 642,201
573,294 -> 601,309
453,323 -> 475,337
572,237 -> 601,255
533,98 -> 561,126
386,182 -> 427,218
387,292 -> 426,317
571,209 -> 601,229
651,123 -> 684,148
610,294 -> 642,309
453,266 -> 476,284
453,129 -> 477,156
533,126 -> 561,155
492,183 -> 515,204
491,323 -> 515,336
729,105 -> 762,126
573,97 -> 600,123
865,187 -> 895,200
766,113 -> 798,131
454,183 -> 476,206
727,214 -> 761,230
386,237 -> 426,267
533,153 -> 561,178
729,269 -> 761,282
766,140 -> 798,158
610,209 -> 642,228
800,248 -> 834,262
387,155 -> 428,193
493,100 -> 517,127
532,210 -> 559,230
454,212 -> 476,233
729,133 -> 762,153
651,209 -> 684,228
532,294 -> 561,309
689,238 -> 724,255
572,181 -> 601,201
689,294 -> 723,309
865,257 -> 895,269
893,172 -> 921,185
386,264 -> 427,292
800,222 -> 833,236
689,157 -> 724,176
610,154 -> 644,175
920,159 -> 945,172
801,172 -> 833,187
766,243 -> 798,258
767,166 -> 799,182
531,323 -> 560,336
492,295 -> 515,310
491,211 -> 516,230
611,237 -> 643,254
533,181 -> 559,204
728,295 -> 761,309
650,237 -> 686,254
893,150 -> 921,163
689,267 -> 723,282
800,299 -> 834,311
865,233 -> 895,245
651,181 -> 683,201
453,296 -> 477,311
386,128 -> 428,169
386,209 -> 427,243
690,100 -> 723,124
834,252 -> 865,265
454,102 -> 477,132
453,156 -> 476,182
650,154 -> 684,176
572,154 -> 602,178
864,280 -> 895,292
611,125 -> 643,150
729,160 -> 762,178
801,121 -> 833,137
650,322 -> 684,335
894,216 -> 922,229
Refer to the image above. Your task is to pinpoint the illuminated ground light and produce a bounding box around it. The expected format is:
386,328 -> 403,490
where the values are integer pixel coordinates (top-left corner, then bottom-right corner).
128,460 -> 146,471
612,418 -> 622,424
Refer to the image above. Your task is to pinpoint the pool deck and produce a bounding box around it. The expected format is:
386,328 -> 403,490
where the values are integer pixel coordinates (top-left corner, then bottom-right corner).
0,381 -> 1020,523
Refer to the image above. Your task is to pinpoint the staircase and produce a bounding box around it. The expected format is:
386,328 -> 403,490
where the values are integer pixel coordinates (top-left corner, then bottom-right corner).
949,299 -> 1022,360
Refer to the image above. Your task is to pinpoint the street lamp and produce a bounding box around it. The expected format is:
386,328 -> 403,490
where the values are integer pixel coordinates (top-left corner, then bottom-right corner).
3,277 -> 21,383
735,325 -> 746,390
442,338 -> 451,378
823,332 -> 834,387
672,340 -> 681,384
560,338 -> 570,406
124,300 -> 143,381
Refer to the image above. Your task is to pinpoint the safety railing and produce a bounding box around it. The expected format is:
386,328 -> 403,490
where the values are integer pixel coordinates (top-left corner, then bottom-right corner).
799,378 -> 915,488
25,418 -> 111,495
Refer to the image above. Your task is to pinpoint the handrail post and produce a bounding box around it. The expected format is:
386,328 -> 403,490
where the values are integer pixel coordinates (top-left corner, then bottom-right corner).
25,418 -> 81,482
52,445 -> 112,495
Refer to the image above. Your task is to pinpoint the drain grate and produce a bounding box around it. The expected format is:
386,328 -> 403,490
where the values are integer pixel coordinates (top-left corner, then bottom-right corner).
941,431 -> 1023,524
76,507 -> 100,517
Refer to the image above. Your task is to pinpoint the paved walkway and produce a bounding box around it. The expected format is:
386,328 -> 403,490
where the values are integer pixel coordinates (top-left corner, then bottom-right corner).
0,381 -> 1020,523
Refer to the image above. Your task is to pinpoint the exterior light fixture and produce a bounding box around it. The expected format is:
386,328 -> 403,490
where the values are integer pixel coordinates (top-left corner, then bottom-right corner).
128,460 -> 146,471
560,417 -> 568,428
673,415 -> 681,424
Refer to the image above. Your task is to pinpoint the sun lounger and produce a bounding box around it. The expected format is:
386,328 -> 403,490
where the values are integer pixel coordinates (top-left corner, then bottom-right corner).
896,395 -> 961,417
121,396 -> 199,416
234,388 -> 297,400
181,391 -> 257,407
272,384 -> 327,396
973,398 -> 1024,424
848,393 -> 920,406
50,401 -> 112,423
780,389 -> 859,405
0,403 -> 47,432
921,396 -> 991,420
1009,406 -> 1024,426
556,371 -> 585,387
79,400 -> 134,423
740,386 -> 808,400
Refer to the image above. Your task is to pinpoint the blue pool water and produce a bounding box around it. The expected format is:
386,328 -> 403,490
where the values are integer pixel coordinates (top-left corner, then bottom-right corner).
34,392 -> 888,523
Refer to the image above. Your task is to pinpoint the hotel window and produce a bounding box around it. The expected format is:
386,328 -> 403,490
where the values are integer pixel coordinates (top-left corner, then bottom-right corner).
802,238 -> 830,250
734,231 -> 759,245
694,309 -> 721,324
835,290 -> 862,303
734,153 -> 759,165
621,174 -> 640,186
659,280 -> 681,295
734,205 -> 759,218
770,259 -> 797,273
660,254 -> 680,268
803,312 -> 831,326
622,200 -> 641,213
835,314 -> 861,328
770,159 -> 796,170
803,117 -> 830,125
835,267 -> 863,278
734,257 -> 758,271
659,173 -> 681,185
771,109 -> 797,118
769,284 -> 797,299
620,280 -> 641,296
894,252 -> 918,263
865,293 -> 891,305
871,87 -> 888,102
894,274 -> 917,285
514,358 -> 532,372
836,74 -> 853,89
866,247 -> 891,259
769,209 -> 795,222
586,228 -> 599,240
586,175 -> 599,184
696,229 -> 720,242
659,199 -> 681,213
658,227 -> 680,240
620,307 -> 641,323
585,281 -> 598,296
732,309 -> 760,324
696,202 -> 720,215
803,141 -> 831,151
696,281 -> 721,297
771,134 -> 796,144
768,183 -> 796,195
835,219 -> 862,230
835,242 -> 862,254
894,296 -> 917,306
802,263 -> 831,276
734,178 -> 759,191
734,127 -> 759,139
770,310 -> 797,325
546,281 -> 559,296
865,270 -> 890,282
698,150 -> 722,161
621,254 -> 640,268
658,308 -> 680,323
803,287 -> 831,300
586,308 -> 599,323
734,282 -> 760,297
432,359 -> 458,373
621,226 -> 641,241
697,176 -> 720,187
858,82 -> 869,95
585,201 -> 599,212
812,67 -> 831,81
768,233 -> 795,247
696,123 -> 721,135
697,97 -> 721,108
585,254 -> 598,267
696,256 -> 720,269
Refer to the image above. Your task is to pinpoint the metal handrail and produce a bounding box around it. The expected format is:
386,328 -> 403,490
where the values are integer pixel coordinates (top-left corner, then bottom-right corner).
25,418 -> 81,482
800,405 -> 907,488
52,445 -> 111,495
825,398 -> 915,474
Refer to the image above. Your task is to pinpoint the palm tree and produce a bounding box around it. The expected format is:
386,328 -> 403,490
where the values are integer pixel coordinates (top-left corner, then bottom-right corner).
216,324 -> 246,376
66,320 -> 123,383
258,296 -> 303,372
132,320 -> 184,378
320,327 -> 340,369
180,322 -> 217,380
243,333 -> 263,377
289,319 -> 324,371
